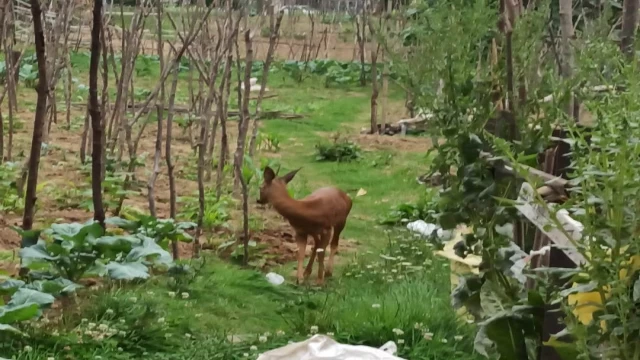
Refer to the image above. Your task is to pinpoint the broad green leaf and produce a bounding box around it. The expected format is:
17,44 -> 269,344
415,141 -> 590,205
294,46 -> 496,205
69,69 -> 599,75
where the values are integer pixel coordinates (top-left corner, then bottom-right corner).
9,288 -> 55,308
106,261 -> 150,280
543,337 -> 580,360
20,241 -> 59,267
105,216 -> 139,231
0,303 -> 40,323
126,238 -> 172,266
49,222 -> 84,239
11,226 -> 41,248
0,278 -> 25,295
0,323 -> 22,334
25,278 -> 82,295
475,314 -> 528,359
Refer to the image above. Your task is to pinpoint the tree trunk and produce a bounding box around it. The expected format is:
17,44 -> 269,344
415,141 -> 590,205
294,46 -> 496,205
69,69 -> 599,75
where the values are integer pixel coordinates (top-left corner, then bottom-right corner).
89,0 -> 106,228
248,8 -> 284,156
166,63 -> 180,259
370,46 -> 380,134
21,0 -> 50,237
558,0 -> 575,119
620,0 -> 640,58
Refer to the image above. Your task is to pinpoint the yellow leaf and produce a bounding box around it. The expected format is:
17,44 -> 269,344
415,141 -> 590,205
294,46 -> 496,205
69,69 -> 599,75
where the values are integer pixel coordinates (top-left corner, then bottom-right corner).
356,188 -> 367,197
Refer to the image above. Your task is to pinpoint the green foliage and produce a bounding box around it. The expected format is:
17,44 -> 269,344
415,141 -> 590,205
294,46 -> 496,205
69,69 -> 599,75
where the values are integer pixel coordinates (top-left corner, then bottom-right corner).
255,132 -> 282,152
315,136 -> 361,162
16,217 -> 189,282
277,59 -> 395,86
177,192 -> 231,231
0,162 -> 23,213
379,189 -> 439,225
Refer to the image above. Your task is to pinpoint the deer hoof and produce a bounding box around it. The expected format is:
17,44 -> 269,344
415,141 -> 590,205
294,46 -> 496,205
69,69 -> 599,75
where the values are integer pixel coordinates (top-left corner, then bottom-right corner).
324,270 -> 333,278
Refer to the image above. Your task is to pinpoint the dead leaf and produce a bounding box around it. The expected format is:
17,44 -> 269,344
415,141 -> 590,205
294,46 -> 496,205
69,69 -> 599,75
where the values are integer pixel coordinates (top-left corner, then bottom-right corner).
356,188 -> 367,197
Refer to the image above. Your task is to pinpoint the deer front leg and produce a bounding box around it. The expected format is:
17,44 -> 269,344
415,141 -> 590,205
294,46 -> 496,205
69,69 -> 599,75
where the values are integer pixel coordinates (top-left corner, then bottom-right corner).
295,233 -> 308,285
304,237 -> 319,279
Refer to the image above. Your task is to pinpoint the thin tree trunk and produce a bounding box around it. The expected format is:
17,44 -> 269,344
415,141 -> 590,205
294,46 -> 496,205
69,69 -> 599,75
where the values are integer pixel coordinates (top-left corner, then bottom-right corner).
233,30 -> 254,191
558,0 -> 575,119
166,63 -> 180,260
620,0 -> 640,58
148,0 -> 165,217
22,0 -> 50,236
248,8 -> 284,156
89,0 -> 106,228
370,45 -> 379,134
216,54 -> 233,200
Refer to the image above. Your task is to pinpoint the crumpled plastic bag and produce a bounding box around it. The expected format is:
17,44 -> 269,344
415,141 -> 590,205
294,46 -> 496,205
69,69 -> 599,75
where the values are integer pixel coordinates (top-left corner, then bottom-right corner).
265,272 -> 285,285
257,335 -> 406,360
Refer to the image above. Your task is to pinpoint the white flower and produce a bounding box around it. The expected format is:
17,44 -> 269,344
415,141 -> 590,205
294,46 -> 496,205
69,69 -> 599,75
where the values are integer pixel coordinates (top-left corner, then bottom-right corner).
118,347 -> 123,352
441,339 -> 448,344
81,318 -> 88,323
243,353 -> 249,357
88,323 -> 96,329
391,269 -> 398,273
326,332 -> 334,336
147,291 -> 155,295
423,332 -> 434,341
98,324 -> 109,331
310,325 -> 319,334
168,291 -> 176,298
392,328 -> 404,336
129,297 -> 138,303
158,317 -> 166,324
397,339 -> 405,344
105,309 -> 114,315
181,292 -> 190,299
372,303 -> 381,308
276,330 -> 285,336
454,335 -> 464,341
185,333 -> 192,339
414,322 -> 423,329
259,335 -> 267,343
119,319 -> 126,324
250,345 -> 258,351
23,346 -> 33,353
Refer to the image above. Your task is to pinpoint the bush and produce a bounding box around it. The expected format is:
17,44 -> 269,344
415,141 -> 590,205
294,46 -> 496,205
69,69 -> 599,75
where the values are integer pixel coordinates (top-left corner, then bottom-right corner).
315,136 -> 361,162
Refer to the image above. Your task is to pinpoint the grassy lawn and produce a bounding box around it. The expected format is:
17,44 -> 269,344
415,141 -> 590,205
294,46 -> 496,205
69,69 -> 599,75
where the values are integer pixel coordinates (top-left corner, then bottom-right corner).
0,51 -> 479,359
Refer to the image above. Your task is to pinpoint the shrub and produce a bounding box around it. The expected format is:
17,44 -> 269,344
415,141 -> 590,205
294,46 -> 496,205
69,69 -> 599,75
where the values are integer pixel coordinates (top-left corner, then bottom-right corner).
315,137 -> 361,162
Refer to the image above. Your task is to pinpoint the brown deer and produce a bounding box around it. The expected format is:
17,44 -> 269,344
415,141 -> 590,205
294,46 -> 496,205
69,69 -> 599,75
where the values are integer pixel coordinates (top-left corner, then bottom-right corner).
257,166 -> 352,285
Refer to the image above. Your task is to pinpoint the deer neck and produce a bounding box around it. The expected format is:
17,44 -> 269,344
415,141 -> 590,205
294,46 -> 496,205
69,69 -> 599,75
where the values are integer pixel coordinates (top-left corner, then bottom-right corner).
269,187 -> 304,222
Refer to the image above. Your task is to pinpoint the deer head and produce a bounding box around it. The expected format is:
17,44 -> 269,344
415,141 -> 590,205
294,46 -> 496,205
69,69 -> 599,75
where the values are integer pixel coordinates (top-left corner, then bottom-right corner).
257,166 -> 300,205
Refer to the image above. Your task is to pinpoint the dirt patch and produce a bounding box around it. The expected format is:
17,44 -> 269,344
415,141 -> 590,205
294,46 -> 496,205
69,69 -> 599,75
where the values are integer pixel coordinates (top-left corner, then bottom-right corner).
354,133 -> 433,153
0,216 -> 21,251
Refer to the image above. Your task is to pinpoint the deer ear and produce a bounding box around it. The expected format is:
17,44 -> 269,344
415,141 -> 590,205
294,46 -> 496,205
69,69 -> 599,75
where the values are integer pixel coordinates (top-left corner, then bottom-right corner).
263,166 -> 276,183
281,168 -> 301,184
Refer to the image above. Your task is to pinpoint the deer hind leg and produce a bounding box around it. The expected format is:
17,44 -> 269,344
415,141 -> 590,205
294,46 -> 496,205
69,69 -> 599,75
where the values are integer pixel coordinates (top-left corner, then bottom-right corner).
304,235 -> 320,279
295,232 -> 308,285
316,228 -> 333,285
325,222 -> 345,278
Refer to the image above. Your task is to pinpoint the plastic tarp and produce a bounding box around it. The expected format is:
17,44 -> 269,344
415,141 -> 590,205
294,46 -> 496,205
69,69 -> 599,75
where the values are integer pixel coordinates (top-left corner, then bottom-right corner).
257,335 -> 406,360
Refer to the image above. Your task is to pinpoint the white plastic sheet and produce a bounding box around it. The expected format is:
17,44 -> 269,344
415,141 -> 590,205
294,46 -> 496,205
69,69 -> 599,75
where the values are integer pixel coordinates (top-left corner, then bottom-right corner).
257,335 -> 406,360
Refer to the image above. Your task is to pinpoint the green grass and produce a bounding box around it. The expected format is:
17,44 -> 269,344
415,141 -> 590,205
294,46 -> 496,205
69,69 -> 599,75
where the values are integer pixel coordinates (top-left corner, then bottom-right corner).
0,52 -> 480,360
